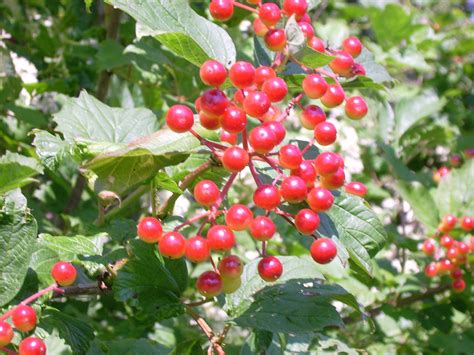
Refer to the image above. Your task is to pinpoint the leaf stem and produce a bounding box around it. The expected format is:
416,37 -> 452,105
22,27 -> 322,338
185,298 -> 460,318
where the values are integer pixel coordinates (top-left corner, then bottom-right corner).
233,1 -> 258,13
277,93 -> 304,122
174,211 -> 211,231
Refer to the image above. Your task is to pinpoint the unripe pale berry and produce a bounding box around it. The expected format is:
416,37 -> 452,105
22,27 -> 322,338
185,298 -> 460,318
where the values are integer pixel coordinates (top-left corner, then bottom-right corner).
199,111 -> 221,130
51,261 -> 77,286
222,276 -> 241,294
253,17 -> 269,37
310,238 -> 337,264
166,105 -> 194,133
258,256 -> 283,282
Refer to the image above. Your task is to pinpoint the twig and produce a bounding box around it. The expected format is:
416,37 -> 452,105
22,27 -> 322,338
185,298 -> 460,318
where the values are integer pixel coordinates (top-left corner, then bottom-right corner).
184,298 -> 214,307
185,306 -> 225,355
0,347 -> 17,355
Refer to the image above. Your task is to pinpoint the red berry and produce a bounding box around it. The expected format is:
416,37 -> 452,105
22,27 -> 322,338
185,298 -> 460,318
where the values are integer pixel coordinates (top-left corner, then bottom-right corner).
258,3 -> 281,26
279,144 -> 303,170
280,176 -> 307,203
307,187 -> 334,212
200,60 -> 227,87
229,61 -> 255,89
302,74 -> 327,99
440,235 -> 454,249
255,66 -> 276,88
262,77 -> 288,103
222,146 -> 249,172
314,121 -> 337,146
199,111 -> 221,130
438,259 -> 454,273
166,105 -> 194,133
261,105 -> 281,122
308,37 -> 325,52
283,0 -> 308,20
458,242 -> 469,254
220,130 -> 238,145
345,181 -> 367,197
185,236 -> 210,263
249,125 -> 276,153
194,179 -> 220,206
295,209 -> 320,235
209,0 -> 234,21
263,121 -> 286,145
0,322 -> 13,346
51,261 -> 77,286
207,225 -> 235,251
200,89 -> 229,117
446,246 -> 459,260
314,152 -> 341,176
300,105 -> 326,129
321,84 -> 345,108
342,36 -> 362,58
298,21 -> 314,39
250,216 -> 276,241
450,268 -> 463,279
345,96 -> 368,120
310,238 -> 337,264
137,217 -> 163,243
329,51 -> 354,76
352,63 -> 366,76
196,271 -> 223,297
226,204 -> 253,231
159,232 -> 186,259
218,255 -> 244,278
264,29 -> 287,51
19,337 -> 46,355
253,185 -> 281,210
291,160 -> 317,186
300,13 -> 311,23
12,305 -> 37,332
320,167 -> 345,189
452,279 -> 466,293
253,17 -> 269,37
195,97 -> 202,112
258,256 -> 283,282
438,214 -> 457,232
450,154 -> 462,167
243,91 -> 271,118
460,216 -> 474,231
424,262 -> 438,278
421,239 -> 436,255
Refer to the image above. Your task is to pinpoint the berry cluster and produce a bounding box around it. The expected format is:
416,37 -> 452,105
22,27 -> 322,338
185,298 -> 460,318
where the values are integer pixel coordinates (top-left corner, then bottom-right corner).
433,148 -> 473,183
139,0 -> 372,299
421,214 -> 474,293
0,261 -> 76,354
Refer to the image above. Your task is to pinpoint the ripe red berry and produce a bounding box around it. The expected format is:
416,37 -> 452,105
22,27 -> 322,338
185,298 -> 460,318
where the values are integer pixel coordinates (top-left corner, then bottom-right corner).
218,255 -> 244,278
253,185 -> 281,210
291,160 -> 317,186
258,256 -> 283,282
458,242 -> 469,254
300,13 -> 311,23
446,246 -> 459,260
194,179 -> 220,206
450,154 -> 462,167
295,209 -> 320,235
424,262 -> 438,278
302,74 -> 327,99
207,225 -> 235,251
320,167 -> 345,189
200,60 -> 227,87
280,176 -> 307,203
345,96 -> 368,120
220,130 -> 238,145
222,146 -> 249,172
258,3 -> 281,26
12,305 -> 37,332
298,21 -> 314,39
200,89 -> 229,117
263,121 -> 286,145
250,216 -> 276,241
460,216 -> 474,231
255,66 -> 276,88
226,204 -> 253,231
329,51 -> 354,76
283,0 -> 308,20
279,144 -> 303,170
264,29 -> 287,51
421,239 -> 436,255
321,84 -> 345,108
243,91 -> 271,117
51,261 -> 77,286
310,238 -> 337,264
314,152 -> 340,176
438,259 -> 454,273
300,105 -> 326,129
307,187 -> 334,212
450,268 -> 463,279
352,63 -> 366,76
196,271 -> 223,297
308,36 -> 325,52
253,17 -> 269,37
159,232 -> 186,259
262,77 -> 288,103
166,105 -> 194,133
342,36 -> 362,58
440,235 -> 454,249
137,217 -> 163,243
249,125 -> 277,153
229,61 -> 255,89
314,121 -> 337,146
452,279 -> 466,293
0,322 -> 13,347
199,111 -> 221,130
195,97 -> 202,112
438,214 -> 457,232
261,105 -> 281,122
185,236 -> 210,263
209,0 -> 234,21
345,181 -> 367,197
19,337 -> 46,355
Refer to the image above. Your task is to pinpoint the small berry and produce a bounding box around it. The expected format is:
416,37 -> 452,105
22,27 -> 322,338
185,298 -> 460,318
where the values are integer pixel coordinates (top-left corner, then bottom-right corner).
263,121 -> 286,144
222,146 -> 249,172
308,37 -> 325,52
0,322 -> 13,346
258,3 -> 281,26
283,0 -> 308,21
320,167 -> 345,189
12,305 -> 37,332
345,181 -> 367,197
199,111 -> 221,130
197,271 -> 223,297
194,179 -> 220,206
229,61 -> 255,89
250,216 -> 276,241
421,239 -> 436,255
200,89 -> 229,117
458,242 -> 469,254
207,225 -> 235,251
450,268 -> 463,279
243,91 -> 271,118
255,66 -> 276,88
159,232 -> 186,259
298,21 -> 314,39
280,176 -> 307,203
166,105 -> 194,133
314,152 -> 341,176
438,214 -> 457,232
314,121 -> 337,146
321,84 -> 345,108
220,130 -> 238,145
264,29 -> 287,51
19,337 -> 46,355
51,261 -> 77,286
137,217 -> 163,243
329,51 -> 354,76
249,125 -> 277,153
345,96 -> 368,120
226,204 -> 253,231
295,209 -> 320,235
185,236 -> 210,263
310,238 -> 337,264
300,13 -> 311,23
218,255 -> 244,278
342,36 -> 362,58
424,262 -> 438,278
291,160 -> 317,186
302,74 -> 327,99
262,77 -> 288,103
253,185 -> 281,210
253,17 -> 269,37
307,187 -> 334,212
460,216 -> 474,231
200,60 -> 227,87
279,144 -> 303,170
438,259 -> 454,273
446,246 -> 459,260
352,63 -> 366,76
222,276 -> 241,294
450,154 -> 462,167
440,235 -> 454,249
258,256 -> 283,282
452,279 -> 466,293
300,105 -> 326,129
209,0 -> 234,21
261,105 -> 281,122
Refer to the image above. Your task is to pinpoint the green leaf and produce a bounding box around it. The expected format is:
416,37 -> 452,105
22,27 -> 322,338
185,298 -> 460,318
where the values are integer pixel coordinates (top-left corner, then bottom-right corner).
87,338 -> 171,355
40,307 -> 95,354
254,36 -> 274,67
294,49 -> 334,69
84,0 -> 93,12
29,246 -> 60,288
356,48 -> 393,84
0,47 -> 22,104
38,234 -> 104,261
108,0 -> 236,67
154,171 -> 183,194
0,151 -> 43,194
0,189 -> 37,306
434,160 -> 474,217
341,76 -> 387,91
32,131 -> 70,170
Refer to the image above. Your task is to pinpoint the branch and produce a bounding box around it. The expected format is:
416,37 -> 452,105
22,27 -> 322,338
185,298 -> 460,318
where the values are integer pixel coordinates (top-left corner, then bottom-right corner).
185,306 -> 225,355
52,282 -> 111,298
